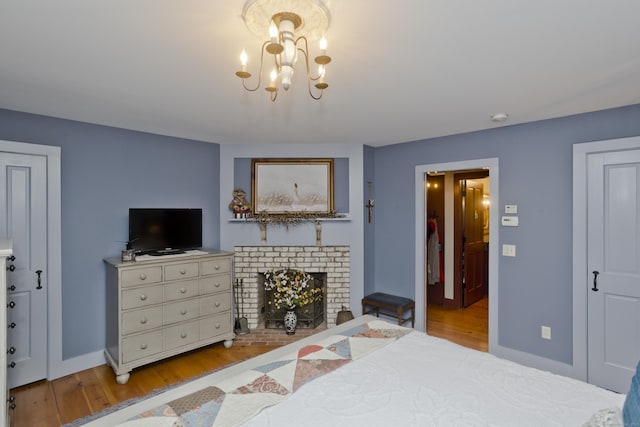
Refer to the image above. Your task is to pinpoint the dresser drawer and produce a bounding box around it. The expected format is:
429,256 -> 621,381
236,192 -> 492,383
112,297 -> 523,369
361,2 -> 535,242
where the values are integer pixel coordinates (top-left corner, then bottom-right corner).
122,330 -> 163,363
164,299 -> 200,325
164,279 -> 199,302
201,313 -> 233,340
200,293 -> 231,316
201,258 -> 231,276
164,320 -> 200,351
122,306 -> 163,335
165,262 -> 199,281
121,266 -> 162,287
122,285 -> 163,310
200,275 -> 231,294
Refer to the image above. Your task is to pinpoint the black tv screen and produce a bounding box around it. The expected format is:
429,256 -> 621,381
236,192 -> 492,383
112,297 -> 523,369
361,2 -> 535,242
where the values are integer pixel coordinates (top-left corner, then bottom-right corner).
129,208 -> 202,254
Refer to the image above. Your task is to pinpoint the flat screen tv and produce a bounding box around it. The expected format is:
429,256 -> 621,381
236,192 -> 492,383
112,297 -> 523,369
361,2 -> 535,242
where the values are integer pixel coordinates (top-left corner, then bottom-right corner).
128,208 -> 202,255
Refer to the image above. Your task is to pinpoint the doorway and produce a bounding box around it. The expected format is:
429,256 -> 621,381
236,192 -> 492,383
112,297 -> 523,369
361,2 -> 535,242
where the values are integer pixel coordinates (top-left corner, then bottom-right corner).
573,136 -> 640,392
414,158 -> 499,354
0,140 -> 63,384
425,170 -> 489,350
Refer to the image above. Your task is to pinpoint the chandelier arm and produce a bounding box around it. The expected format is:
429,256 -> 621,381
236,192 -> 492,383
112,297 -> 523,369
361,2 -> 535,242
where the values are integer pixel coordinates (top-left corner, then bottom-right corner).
295,36 -> 321,81
241,41 -> 271,92
294,37 -> 324,99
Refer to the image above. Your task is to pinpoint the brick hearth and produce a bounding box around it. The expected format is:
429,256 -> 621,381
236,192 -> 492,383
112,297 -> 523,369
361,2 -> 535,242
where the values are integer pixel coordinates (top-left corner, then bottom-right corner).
233,323 -> 327,347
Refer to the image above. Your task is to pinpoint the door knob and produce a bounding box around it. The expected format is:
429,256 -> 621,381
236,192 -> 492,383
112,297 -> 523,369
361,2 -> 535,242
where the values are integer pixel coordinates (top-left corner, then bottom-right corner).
7,285 -> 15,292
7,264 -> 15,272
8,255 -> 15,262
592,270 -> 600,292
7,301 -> 15,309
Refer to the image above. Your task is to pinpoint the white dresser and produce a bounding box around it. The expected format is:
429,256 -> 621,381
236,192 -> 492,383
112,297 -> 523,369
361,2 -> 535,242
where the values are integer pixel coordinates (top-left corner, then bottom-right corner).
104,250 -> 235,384
1,239 -> 14,425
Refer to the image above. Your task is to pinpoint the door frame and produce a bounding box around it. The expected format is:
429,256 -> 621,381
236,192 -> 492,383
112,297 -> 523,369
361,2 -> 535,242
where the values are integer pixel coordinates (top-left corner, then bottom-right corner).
572,135 -> 640,381
0,140 -> 63,380
414,157 -> 499,353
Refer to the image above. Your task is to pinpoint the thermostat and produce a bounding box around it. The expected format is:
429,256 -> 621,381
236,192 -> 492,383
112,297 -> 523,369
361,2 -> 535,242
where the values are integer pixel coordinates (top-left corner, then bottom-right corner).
501,216 -> 519,227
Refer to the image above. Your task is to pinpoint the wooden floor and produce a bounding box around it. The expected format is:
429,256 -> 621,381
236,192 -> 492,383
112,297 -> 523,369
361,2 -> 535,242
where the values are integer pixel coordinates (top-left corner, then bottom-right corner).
426,297 -> 488,352
10,304 -> 488,427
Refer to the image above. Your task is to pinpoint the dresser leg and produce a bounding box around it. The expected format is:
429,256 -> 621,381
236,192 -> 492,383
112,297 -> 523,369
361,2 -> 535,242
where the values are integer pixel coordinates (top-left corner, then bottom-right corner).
223,339 -> 234,349
116,372 -> 131,385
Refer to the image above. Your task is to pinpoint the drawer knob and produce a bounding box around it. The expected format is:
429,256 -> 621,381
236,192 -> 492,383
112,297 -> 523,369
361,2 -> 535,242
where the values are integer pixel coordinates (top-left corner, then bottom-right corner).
140,317 -> 147,324
140,294 -> 147,301
214,265 -> 220,270
215,301 -> 221,307
180,309 -> 187,315
180,269 -> 186,275
180,332 -> 187,339
140,343 -> 148,350
214,282 -> 220,288
215,323 -> 221,329
180,287 -> 187,294
139,273 -> 147,280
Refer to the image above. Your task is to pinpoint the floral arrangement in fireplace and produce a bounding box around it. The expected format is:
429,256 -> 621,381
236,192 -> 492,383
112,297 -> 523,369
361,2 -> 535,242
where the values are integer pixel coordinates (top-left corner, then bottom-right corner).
264,269 -> 323,309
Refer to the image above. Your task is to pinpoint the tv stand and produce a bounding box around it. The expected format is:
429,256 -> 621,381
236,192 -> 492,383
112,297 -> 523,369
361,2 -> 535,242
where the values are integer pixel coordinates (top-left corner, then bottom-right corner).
104,250 -> 235,384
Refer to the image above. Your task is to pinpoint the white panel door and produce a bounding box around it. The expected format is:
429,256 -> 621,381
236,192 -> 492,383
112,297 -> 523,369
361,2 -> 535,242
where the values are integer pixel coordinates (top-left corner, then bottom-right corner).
587,149 -> 640,392
0,152 -> 48,388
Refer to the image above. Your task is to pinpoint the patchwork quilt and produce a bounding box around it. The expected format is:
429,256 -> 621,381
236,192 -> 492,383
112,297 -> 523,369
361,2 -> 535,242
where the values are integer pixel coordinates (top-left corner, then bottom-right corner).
117,320 -> 412,427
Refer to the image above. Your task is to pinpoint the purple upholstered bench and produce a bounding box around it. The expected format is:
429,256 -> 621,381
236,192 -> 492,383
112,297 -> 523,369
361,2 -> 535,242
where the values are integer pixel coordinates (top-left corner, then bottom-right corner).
362,292 -> 415,327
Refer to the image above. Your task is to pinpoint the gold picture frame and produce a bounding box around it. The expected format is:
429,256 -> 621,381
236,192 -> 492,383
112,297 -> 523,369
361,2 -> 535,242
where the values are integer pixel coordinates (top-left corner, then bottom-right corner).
252,158 -> 334,214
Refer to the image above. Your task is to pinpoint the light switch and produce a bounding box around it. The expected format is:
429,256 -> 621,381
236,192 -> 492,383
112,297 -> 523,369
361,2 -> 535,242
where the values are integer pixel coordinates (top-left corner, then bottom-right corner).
502,244 -> 516,257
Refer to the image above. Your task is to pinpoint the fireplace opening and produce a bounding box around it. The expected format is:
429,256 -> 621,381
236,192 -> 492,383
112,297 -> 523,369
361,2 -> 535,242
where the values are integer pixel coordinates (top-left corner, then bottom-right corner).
261,272 -> 326,329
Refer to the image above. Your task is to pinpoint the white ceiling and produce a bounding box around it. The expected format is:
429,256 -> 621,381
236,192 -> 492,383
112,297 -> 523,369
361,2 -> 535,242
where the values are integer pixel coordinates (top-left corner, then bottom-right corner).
1,1 -> 639,147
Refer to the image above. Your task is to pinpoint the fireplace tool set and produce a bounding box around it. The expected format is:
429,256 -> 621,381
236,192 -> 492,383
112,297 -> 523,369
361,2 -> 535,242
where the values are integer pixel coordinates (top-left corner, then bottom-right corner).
234,278 -> 249,335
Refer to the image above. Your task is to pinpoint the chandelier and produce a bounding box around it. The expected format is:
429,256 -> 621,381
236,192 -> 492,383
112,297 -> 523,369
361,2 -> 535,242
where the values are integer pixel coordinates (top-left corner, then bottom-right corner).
235,0 -> 331,101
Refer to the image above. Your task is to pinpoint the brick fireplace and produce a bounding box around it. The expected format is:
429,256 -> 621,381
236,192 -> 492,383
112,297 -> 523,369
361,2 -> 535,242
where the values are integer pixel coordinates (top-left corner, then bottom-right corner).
233,246 -> 350,329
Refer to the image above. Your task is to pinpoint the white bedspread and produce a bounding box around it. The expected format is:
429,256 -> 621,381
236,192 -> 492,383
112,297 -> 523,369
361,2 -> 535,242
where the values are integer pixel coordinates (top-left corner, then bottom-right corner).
243,331 -> 625,427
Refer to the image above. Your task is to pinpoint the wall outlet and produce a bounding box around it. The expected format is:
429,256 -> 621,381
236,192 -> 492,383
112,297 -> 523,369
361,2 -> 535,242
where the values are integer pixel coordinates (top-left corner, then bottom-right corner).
541,326 -> 551,340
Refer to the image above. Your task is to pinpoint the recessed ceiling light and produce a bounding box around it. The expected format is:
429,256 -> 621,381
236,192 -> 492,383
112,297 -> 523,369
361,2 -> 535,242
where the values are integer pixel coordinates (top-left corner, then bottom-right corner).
491,113 -> 509,122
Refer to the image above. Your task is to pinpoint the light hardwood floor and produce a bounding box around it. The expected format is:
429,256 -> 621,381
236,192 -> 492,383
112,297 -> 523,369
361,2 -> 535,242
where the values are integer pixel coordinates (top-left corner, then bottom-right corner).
426,297 -> 489,352
10,302 -> 488,426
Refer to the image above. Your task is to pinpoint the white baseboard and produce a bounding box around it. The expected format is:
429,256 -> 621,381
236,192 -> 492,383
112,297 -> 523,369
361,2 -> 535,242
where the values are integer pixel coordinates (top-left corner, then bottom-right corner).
493,343 -> 576,379
50,349 -> 106,380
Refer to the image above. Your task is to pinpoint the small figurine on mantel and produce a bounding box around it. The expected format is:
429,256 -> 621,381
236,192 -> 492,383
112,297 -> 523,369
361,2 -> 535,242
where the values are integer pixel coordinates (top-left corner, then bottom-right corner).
229,188 -> 251,219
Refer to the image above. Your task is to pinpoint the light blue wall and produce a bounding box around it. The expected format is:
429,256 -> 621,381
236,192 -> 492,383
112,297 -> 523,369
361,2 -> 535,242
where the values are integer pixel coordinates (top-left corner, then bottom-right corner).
2,102 -> 640,367
372,103 -> 640,364
0,109 -> 220,359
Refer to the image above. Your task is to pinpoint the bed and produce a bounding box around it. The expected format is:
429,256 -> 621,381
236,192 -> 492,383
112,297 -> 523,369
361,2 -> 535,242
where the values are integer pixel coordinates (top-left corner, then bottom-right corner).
82,316 -> 627,427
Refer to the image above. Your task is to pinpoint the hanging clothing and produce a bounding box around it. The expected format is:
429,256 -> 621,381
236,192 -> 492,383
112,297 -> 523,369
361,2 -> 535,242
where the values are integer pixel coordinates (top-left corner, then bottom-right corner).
427,218 -> 441,285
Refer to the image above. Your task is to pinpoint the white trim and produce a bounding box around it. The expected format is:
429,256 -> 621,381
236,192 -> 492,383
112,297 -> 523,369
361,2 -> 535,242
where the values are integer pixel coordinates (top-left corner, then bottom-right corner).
0,140 -> 63,380
415,158 -> 499,353
58,349 -> 106,378
572,135 -> 640,381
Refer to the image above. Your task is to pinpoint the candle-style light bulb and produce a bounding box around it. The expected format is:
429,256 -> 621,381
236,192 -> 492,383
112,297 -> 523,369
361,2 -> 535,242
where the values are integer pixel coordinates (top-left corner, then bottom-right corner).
318,65 -> 325,83
319,36 -> 327,54
269,20 -> 278,43
269,68 -> 278,88
240,50 -> 248,71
